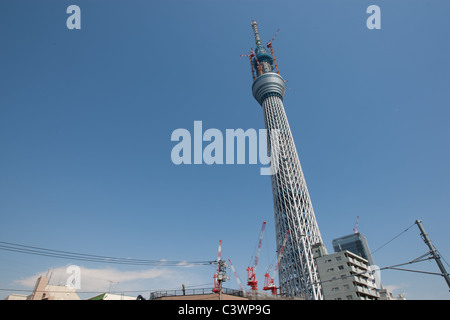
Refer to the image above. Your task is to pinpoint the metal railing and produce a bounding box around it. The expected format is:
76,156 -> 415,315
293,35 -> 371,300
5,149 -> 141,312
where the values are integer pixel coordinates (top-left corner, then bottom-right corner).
149,287 -> 244,300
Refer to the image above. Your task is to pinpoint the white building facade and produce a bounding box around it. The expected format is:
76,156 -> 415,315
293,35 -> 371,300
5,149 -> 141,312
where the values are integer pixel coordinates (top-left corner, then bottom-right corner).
315,250 -> 380,300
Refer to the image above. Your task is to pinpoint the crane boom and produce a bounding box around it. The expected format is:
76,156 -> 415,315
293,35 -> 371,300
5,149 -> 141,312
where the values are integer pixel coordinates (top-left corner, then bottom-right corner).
271,230 -> 289,279
254,221 -> 267,273
264,230 -> 289,295
247,221 -> 267,292
266,29 -> 280,75
217,240 -> 222,263
228,259 -> 245,293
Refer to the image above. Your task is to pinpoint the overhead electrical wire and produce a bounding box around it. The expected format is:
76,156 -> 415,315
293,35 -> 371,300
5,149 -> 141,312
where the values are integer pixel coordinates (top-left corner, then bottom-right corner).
0,240 -> 215,266
370,222 -> 416,255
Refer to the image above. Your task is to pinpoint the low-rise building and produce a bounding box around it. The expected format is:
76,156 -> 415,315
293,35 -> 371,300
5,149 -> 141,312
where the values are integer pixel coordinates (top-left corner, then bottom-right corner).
5,276 -> 81,300
29,276 -> 80,300
4,294 -> 28,300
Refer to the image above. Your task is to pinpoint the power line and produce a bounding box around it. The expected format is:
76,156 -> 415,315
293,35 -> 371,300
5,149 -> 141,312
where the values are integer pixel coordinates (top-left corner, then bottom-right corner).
438,250 -> 450,269
370,222 -> 416,255
0,240 -> 215,267
312,255 -> 445,287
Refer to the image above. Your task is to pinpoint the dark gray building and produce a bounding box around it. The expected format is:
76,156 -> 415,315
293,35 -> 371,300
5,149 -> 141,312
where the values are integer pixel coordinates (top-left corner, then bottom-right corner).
332,232 -> 375,267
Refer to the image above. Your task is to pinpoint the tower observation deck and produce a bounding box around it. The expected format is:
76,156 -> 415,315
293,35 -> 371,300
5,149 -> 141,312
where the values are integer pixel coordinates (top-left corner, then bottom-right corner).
247,20 -> 325,300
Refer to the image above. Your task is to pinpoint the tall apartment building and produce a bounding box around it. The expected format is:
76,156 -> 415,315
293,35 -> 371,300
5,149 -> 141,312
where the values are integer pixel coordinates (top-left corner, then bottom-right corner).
315,250 -> 380,300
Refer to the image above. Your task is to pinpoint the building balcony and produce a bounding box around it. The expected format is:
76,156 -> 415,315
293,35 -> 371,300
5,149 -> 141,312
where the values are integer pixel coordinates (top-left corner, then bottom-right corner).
348,257 -> 369,270
355,285 -> 380,298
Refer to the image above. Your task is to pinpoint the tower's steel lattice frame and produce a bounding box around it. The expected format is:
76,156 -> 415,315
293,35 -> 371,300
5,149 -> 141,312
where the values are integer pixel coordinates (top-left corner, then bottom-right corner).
248,21 -> 325,300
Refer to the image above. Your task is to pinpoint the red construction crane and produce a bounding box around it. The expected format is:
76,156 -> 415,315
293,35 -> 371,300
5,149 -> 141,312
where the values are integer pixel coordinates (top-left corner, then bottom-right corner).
263,230 -> 290,295
212,240 -> 222,293
240,52 -> 256,81
247,221 -> 267,292
250,48 -> 263,77
266,29 -> 280,75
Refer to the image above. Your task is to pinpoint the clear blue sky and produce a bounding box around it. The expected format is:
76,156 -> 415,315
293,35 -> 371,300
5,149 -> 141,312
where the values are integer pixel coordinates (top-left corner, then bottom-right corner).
0,0 -> 449,300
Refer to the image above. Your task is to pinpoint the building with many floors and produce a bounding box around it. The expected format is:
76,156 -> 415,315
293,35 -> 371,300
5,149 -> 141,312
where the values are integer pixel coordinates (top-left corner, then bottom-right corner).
315,249 -> 380,300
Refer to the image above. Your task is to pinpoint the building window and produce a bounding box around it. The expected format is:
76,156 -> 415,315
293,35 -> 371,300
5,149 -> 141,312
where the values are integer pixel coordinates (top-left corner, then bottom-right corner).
336,256 -> 342,261
346,295 -> 353,300
338,265 -> 344,270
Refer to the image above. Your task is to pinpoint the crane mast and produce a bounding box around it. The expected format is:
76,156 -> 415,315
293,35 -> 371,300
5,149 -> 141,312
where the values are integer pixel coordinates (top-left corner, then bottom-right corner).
212,240 -> 223,294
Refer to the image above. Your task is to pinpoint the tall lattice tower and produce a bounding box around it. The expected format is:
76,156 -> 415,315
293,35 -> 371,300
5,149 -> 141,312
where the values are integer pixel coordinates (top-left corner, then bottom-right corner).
247,20 -> 326,300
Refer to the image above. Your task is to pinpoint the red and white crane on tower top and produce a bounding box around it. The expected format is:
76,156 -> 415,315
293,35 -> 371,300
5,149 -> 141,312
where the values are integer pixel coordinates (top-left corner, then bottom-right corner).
266,28 -> 280,75
247,221 -> 267,292
263,230 -> 290,295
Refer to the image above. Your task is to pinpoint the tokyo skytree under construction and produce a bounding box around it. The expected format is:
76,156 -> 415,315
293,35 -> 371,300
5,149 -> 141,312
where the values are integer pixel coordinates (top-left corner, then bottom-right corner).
246,20 -> 326,300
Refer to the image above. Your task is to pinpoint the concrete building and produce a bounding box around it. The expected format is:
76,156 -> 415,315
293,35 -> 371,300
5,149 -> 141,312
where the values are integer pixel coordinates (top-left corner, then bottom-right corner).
31,276 -> 81,300
315,250 -> 380,300
5,276 -> 81,300
378,289 -> 406,300
4,294 -> 28,300
28,276 -> 80,300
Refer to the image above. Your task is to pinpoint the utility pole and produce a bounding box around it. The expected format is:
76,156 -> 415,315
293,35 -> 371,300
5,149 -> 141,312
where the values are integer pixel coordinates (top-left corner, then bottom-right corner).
415,220 -> 450,291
